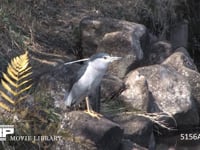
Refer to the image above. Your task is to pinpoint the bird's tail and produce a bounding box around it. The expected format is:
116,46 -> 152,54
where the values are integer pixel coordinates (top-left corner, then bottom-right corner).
64,91 -> 72,106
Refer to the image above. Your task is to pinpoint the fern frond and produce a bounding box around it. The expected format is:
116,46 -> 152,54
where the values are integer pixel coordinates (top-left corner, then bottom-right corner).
0,51 -> 32,111
0,90 -> 15,104
2,73 -> 32,89
2,73 -> 18,88
0,102 -> 11,111
18,79 -> 32,87
1,80 -> 17,96
19,72 -> 32,81
18,84 -> 33,95
7,65 -> 18,81
19,67 -> 32,76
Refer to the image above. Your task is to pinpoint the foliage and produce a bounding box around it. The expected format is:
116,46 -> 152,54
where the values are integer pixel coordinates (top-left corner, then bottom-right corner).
0,51 -> 32,111
80,0 -> 179,36
0,51 -> 61,149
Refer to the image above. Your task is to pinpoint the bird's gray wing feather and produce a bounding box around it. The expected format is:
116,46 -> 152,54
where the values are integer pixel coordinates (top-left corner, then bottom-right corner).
64,91 -> 69,103
64,63 -> 88,106
67,62 -> 88,93
65,82 -> 88,106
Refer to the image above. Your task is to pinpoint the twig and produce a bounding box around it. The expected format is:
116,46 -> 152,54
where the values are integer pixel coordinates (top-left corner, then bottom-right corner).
125,111 -> 177,131
64,58 -> 89,65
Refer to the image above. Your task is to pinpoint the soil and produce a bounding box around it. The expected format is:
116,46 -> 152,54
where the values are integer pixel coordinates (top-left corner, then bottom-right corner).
0,1 -> 200,71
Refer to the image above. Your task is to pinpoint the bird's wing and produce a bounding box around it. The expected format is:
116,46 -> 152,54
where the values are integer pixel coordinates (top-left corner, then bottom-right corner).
76,61 -> 89,80
64,62 -> 88,104
66,61 -> 89,94
64,91 -> 69,101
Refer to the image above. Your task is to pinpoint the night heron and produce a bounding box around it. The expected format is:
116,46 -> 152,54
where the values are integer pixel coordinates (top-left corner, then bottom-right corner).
64,53 -> 121,118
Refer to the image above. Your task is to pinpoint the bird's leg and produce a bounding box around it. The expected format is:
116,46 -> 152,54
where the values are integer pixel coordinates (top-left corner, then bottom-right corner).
84,96 -> 102,119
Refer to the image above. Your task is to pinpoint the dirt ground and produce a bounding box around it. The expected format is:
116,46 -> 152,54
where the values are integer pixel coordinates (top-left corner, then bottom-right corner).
1,0 -> 200,73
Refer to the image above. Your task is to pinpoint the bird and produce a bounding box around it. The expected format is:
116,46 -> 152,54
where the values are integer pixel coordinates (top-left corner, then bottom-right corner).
64,52 -> 121,118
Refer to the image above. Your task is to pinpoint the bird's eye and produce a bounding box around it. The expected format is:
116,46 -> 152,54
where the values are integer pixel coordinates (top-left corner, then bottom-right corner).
103,56 -> 107,60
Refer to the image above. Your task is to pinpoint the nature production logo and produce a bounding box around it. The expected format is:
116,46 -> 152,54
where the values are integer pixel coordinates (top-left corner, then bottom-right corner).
0,125 -> 62,142
0,125 -> 14,141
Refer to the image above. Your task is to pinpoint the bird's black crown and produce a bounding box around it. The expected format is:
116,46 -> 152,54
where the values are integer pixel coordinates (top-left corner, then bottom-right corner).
89,53 -> 109,61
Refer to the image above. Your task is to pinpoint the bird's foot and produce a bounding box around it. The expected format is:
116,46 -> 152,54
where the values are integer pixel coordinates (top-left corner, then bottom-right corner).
84,110 -> 103,119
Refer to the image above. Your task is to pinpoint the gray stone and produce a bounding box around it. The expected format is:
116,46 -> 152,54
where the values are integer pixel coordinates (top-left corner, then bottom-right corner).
59,111 -> 123,150
112,113 -> 154,148
119,71 -> 150,112
121,65 -> 199,126
179,69 -> 200,110
163,47 -> 200,110
101,75 -> 124,101
163,47 -> 197,71
80,17 -> 147,77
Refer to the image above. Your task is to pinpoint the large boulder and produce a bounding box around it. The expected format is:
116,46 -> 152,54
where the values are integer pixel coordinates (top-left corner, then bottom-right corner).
58,111 -> 123,150
162,47 -> 197,71
112,113 -> 155,149
163,47 -> 200,111
80,17 -> 147,78
119,71 -> 150,112
101,75 -> 124,101
120,64 -> 199,126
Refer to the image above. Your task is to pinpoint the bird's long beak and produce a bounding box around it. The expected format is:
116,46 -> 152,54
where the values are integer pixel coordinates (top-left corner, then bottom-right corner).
109,56 -> 122,62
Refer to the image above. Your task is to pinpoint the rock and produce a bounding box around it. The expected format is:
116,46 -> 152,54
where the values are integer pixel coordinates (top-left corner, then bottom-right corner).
163,47 -> 200,111
121,64 -> 199,126
119,71 -> 150,112
179,69 -> 200,111
112,113 -> 154,149
59,111 -> 123,150
144,41 -> 173,65
155,132 -> 200,150
119,139 -> 148,150
80,17 -> 147,77
162,47 -> 197,71
101,75 -> 124,100
34,64 -> 82,110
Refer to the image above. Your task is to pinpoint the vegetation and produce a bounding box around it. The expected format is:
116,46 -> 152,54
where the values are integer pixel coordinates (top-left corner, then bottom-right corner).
0,51 -> 32,111
0,1 -> 199,61
0,51 -> 61,149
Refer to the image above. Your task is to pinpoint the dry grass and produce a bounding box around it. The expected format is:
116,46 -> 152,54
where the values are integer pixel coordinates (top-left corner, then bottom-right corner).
0,0 -> 183,55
